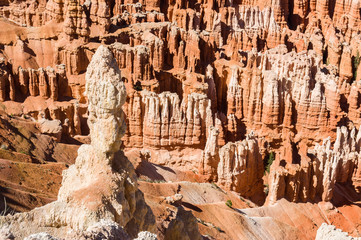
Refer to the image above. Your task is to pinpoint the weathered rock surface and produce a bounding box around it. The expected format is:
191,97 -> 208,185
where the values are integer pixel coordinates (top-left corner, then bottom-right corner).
217,132 -> 265,203
268,126 -> 361,204
0,45 -> 156,239
1,0 -> 361,239
316,223 -> 358,240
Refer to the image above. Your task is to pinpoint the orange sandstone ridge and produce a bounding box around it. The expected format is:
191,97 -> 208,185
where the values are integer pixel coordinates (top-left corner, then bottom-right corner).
0,0 -> 361,239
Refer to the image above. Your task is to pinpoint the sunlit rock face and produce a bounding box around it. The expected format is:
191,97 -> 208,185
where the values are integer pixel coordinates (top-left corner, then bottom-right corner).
1,0 -> 361,239
0,45 -> 156,239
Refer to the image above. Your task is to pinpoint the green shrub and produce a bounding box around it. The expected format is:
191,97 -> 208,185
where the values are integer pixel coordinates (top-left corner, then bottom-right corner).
225,200 -> 232,208
133,81 -> 142,91
19,150 -> 29,155
265,151 -> 275,174
352,51 -> 360,82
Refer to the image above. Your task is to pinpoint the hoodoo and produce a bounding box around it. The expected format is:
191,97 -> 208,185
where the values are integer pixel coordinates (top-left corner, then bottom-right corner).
1,0 -> 361,239
0,45 -> 156,239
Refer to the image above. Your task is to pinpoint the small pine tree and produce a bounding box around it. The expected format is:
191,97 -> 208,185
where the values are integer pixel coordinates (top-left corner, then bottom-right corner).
265,151 -> 275,173
133,80 -> 142,91
352,51 -> 360,81
225,200 -> 233,208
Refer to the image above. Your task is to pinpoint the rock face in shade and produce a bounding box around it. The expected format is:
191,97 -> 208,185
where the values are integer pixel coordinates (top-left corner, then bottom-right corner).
0,45 -> 156,239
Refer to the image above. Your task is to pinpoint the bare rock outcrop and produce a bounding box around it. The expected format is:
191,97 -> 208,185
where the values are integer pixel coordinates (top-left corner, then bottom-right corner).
217,132 -> 265,203
163,207 -> 203,240
123,90 -> 214,150
0,45 -> 155,239
315,223 -> 357,240
37,114 -> 63,142
199,126 -> 219,181
268,126 -> 361,204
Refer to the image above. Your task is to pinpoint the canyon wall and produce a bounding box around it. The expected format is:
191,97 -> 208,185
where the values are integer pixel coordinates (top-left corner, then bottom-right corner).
1,0 -> 361,209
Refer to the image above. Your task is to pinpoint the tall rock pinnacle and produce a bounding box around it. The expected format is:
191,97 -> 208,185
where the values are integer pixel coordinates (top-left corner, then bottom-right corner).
1,45 -> 156,239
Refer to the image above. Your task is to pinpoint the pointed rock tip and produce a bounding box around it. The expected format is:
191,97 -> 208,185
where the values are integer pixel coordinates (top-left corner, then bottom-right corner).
92,45 -> 113,61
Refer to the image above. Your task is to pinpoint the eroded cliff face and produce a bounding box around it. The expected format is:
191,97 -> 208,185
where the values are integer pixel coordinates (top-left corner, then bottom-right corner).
0,45 -> 156,239
1,0 -> 361,238
217,132 -> 265,204
0,0 -> 360,147
267,125 -> 361,204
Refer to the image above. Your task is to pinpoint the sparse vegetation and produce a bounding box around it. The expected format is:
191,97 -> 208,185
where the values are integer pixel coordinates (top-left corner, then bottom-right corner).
211,182 -> 220,190
133,80 -> 143,91
197,218 -> 207,226
0,198 -> 15,227
264,184 -> 269,196
225,199 -> 233,208
214,226 -> 224,233
196,218 -> 225,233
19,150 -> 29,155
0,198 -> 15,217
352,50 -> 360,82
211,182 -> 227,194
264,151 -> 275,174
239,196 -> 251,207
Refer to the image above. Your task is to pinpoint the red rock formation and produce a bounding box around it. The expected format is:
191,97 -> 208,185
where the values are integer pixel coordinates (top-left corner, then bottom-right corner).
123,90 -> 214,150
268,126 -> 361,204
63,0 -> 90,41
217,132 -> 265,203
199,126 -> 219,181
0,0 -> 361,238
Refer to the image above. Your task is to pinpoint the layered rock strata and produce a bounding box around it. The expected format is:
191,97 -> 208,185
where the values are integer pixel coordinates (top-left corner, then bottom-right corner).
217,132 -> 265,202
123,90 -> 215,149
0,45 -> 155,239
1,1 -> 361,149
0,0 -> 361,220
315,223 -> 357,240
268,126 -> 361,204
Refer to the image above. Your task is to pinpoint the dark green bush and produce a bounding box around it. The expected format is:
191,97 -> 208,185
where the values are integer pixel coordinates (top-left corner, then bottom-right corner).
225,200 -> 233,208
265,151 -> 275,173
352,51 -> 360,82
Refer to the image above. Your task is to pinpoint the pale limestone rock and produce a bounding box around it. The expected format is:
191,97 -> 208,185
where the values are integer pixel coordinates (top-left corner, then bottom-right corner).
134,231 -> 158,240
125,90 -> 213,151
72,219 -> 131,240
37,115 -> 63,142
164,194 -> 183,206
217,132 -> 265,201
315,223 -> 357,240
0,225 -> 14,240
0,45 -> 155,239
199,126 -> 219,181
268,125 -> 361,204
24,233 -> 57,240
